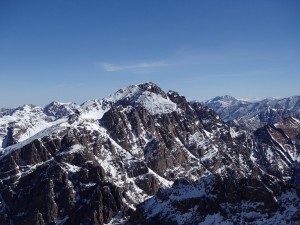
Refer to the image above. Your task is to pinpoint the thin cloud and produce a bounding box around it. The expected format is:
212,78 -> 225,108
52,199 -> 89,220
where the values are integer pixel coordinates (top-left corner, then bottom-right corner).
100,61 -> 168,72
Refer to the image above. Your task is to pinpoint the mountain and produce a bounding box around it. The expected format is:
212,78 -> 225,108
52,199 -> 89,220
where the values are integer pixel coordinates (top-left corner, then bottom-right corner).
0,102 -> 80,151
0,83 -> 300,224
204,95 -> 300,130
44,101 -> 80,119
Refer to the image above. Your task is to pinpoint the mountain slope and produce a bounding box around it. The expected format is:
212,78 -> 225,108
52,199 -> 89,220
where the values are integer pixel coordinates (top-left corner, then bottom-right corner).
128,175 -> 300,225
254,117 -> 300,180
0,102 -> 79,151
128,116 -> 300,225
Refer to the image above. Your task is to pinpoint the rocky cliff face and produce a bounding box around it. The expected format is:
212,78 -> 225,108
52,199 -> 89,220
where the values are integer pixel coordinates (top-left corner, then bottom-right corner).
0,83 -> 300,225
128,116 -> 300,225
128,175 -> 300,225
254,117 -> 300,180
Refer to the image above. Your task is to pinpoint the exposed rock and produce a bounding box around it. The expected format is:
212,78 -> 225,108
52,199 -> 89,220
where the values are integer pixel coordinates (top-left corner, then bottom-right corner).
128,175 -> 298,225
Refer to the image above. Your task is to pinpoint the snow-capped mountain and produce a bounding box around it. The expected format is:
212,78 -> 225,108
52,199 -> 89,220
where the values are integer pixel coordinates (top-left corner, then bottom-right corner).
0,83 -> 299,225
0,102 -> 79,151
204,95 -> 300,130
44,101 -> 80,119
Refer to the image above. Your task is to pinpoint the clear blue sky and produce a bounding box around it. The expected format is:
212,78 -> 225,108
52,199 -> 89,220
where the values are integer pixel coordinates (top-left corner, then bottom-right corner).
1,0 -> 299,107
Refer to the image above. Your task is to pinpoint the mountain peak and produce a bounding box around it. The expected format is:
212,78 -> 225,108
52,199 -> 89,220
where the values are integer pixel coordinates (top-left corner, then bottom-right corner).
136,82 -> 164,94
104,82 -> 175,115
214,95 -> 237,101
44,101 -> 79,118
45,101 -> 72,107
137,81 -> 158,89
204,95 -> 239,109
16,104 -> 38,111
109,82 -> 167,101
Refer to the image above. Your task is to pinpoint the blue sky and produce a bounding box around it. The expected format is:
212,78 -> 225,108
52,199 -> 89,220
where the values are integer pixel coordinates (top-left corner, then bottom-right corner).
1,0 -> 299,107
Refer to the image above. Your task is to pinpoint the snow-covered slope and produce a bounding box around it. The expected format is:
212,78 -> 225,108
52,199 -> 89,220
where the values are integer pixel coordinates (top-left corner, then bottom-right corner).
0,105 -> 60,150
0,102 -> 78,151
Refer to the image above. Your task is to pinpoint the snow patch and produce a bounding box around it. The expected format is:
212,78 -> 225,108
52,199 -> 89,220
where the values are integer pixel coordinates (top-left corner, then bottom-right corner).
59,144 -> 84,155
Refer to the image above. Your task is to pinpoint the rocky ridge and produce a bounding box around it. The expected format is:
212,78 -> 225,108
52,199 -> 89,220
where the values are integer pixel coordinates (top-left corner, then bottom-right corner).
204,95 -> 300,130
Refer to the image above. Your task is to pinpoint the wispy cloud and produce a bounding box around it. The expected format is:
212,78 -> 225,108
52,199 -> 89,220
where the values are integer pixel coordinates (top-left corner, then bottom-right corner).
100,61 -> 168,72
98,47 -> 280,74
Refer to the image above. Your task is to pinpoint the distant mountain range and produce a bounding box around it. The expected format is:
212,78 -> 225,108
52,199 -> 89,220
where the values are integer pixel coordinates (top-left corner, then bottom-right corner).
203,95 -> 300,130
0,83 -> 299,224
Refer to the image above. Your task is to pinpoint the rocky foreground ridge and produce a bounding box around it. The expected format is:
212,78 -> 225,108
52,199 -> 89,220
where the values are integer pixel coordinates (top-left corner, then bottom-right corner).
0,82 -> 299,225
